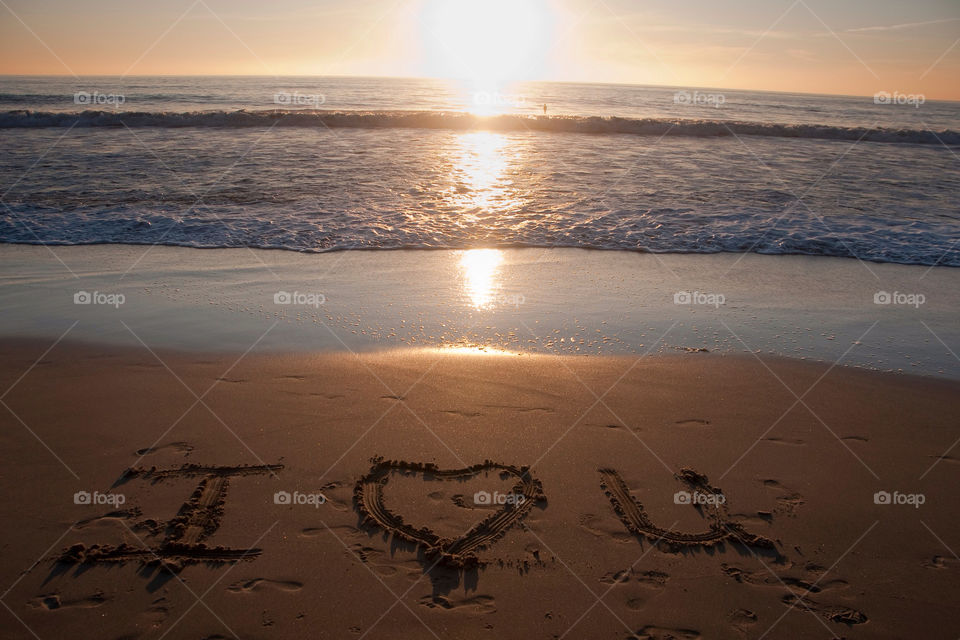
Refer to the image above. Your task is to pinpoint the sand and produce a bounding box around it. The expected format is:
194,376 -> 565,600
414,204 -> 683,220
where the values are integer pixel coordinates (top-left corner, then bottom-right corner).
1,339 -> 958,639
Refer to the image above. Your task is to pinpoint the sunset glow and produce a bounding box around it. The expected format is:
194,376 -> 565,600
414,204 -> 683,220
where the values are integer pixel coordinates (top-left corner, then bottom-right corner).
0,0 -> 956,99
421,0 -> 553,85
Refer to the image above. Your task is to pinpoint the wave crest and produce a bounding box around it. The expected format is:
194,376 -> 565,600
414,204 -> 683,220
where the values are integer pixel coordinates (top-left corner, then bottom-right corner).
2,109 -> 957,145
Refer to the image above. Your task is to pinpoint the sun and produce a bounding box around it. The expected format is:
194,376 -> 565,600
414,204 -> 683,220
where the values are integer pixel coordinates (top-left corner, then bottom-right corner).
422,0 -> 553,87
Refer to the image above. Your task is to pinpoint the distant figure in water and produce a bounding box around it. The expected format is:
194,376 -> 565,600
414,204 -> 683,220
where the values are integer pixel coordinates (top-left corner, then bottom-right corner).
543,104 -> 547,115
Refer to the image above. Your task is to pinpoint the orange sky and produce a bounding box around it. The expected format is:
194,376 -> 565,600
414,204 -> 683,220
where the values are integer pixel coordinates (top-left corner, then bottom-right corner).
1,0 -> 958,100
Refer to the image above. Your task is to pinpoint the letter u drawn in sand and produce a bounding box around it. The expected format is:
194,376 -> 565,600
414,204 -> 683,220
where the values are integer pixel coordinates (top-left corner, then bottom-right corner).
599,467 -> 776,552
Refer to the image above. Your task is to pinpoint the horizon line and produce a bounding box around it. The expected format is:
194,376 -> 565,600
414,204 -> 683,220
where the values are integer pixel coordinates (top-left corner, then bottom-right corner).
1,73 -> 958,103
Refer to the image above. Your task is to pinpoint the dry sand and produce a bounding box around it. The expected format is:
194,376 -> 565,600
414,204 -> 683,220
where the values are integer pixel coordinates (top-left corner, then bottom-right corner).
0,339 -> 958,639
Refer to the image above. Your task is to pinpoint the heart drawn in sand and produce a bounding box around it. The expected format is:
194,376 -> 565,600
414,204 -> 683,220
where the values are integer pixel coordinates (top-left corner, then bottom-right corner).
354,457 -> 545,568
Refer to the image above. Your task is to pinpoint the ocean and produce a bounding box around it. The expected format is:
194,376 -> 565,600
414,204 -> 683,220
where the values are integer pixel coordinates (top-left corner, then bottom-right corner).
1,76 -> 958,266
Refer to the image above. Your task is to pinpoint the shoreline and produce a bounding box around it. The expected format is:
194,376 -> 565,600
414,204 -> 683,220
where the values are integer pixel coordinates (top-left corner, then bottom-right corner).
1,243 -> 957,378
6,238 -> 960,266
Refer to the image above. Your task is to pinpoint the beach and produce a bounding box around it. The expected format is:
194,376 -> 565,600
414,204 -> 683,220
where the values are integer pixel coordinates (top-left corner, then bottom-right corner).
0,245 -> 958,639
1,68 -> 958,639
1,338 -> 958,639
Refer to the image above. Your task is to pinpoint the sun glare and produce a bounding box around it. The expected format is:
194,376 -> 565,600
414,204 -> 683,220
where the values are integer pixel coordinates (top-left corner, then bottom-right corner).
459,248 -> 504,309
422,0 -> 552,87
453,131 -> 517,210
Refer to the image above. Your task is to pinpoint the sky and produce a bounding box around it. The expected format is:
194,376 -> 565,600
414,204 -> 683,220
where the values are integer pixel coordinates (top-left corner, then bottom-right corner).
1,0 -> 958,99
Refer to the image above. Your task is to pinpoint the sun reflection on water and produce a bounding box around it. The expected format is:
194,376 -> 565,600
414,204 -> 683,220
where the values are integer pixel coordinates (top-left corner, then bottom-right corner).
450,131 -> 522,219
459,248 -> 503,309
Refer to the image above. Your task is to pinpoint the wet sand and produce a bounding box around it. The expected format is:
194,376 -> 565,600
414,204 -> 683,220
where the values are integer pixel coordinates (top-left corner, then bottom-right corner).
1,244 -> 957,377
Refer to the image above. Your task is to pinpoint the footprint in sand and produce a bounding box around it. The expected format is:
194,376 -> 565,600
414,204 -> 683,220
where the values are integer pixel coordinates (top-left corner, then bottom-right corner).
722,563 -> 847,595
309,480 -> 350,512
300,524 -> 361,539
599,568 -> 670,611
922,555 -> 959,570
588,422 -> 629,431
762,437 -> 806,446
29,591 -> 107,610
600,568 -> 669,588
141,597 -> 170,629
135,441 -> 194,456
577,513 -> 633,542
346,543 -> 421,579
226,578 -> 303,593
728,609 -> 758,636
418,594 -> 496,614
761,479 -> 805,517
281,390 -> 346,399
628,625 -> 701,639
721,563 -> 860,626
441,409 -> 483,418
781,593 -> 867,625
482,404 -> 554,414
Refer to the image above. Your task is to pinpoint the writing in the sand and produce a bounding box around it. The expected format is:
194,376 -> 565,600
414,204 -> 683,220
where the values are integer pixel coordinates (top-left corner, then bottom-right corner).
60,459 -> 773,572
59,464 -> 283,570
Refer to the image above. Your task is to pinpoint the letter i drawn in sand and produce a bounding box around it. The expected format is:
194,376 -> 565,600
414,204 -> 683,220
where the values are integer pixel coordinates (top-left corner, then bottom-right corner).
57,462 -> 284,573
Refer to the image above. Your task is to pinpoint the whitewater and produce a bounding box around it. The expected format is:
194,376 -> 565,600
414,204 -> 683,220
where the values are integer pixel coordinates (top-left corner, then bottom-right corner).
1,76 -> 957,266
